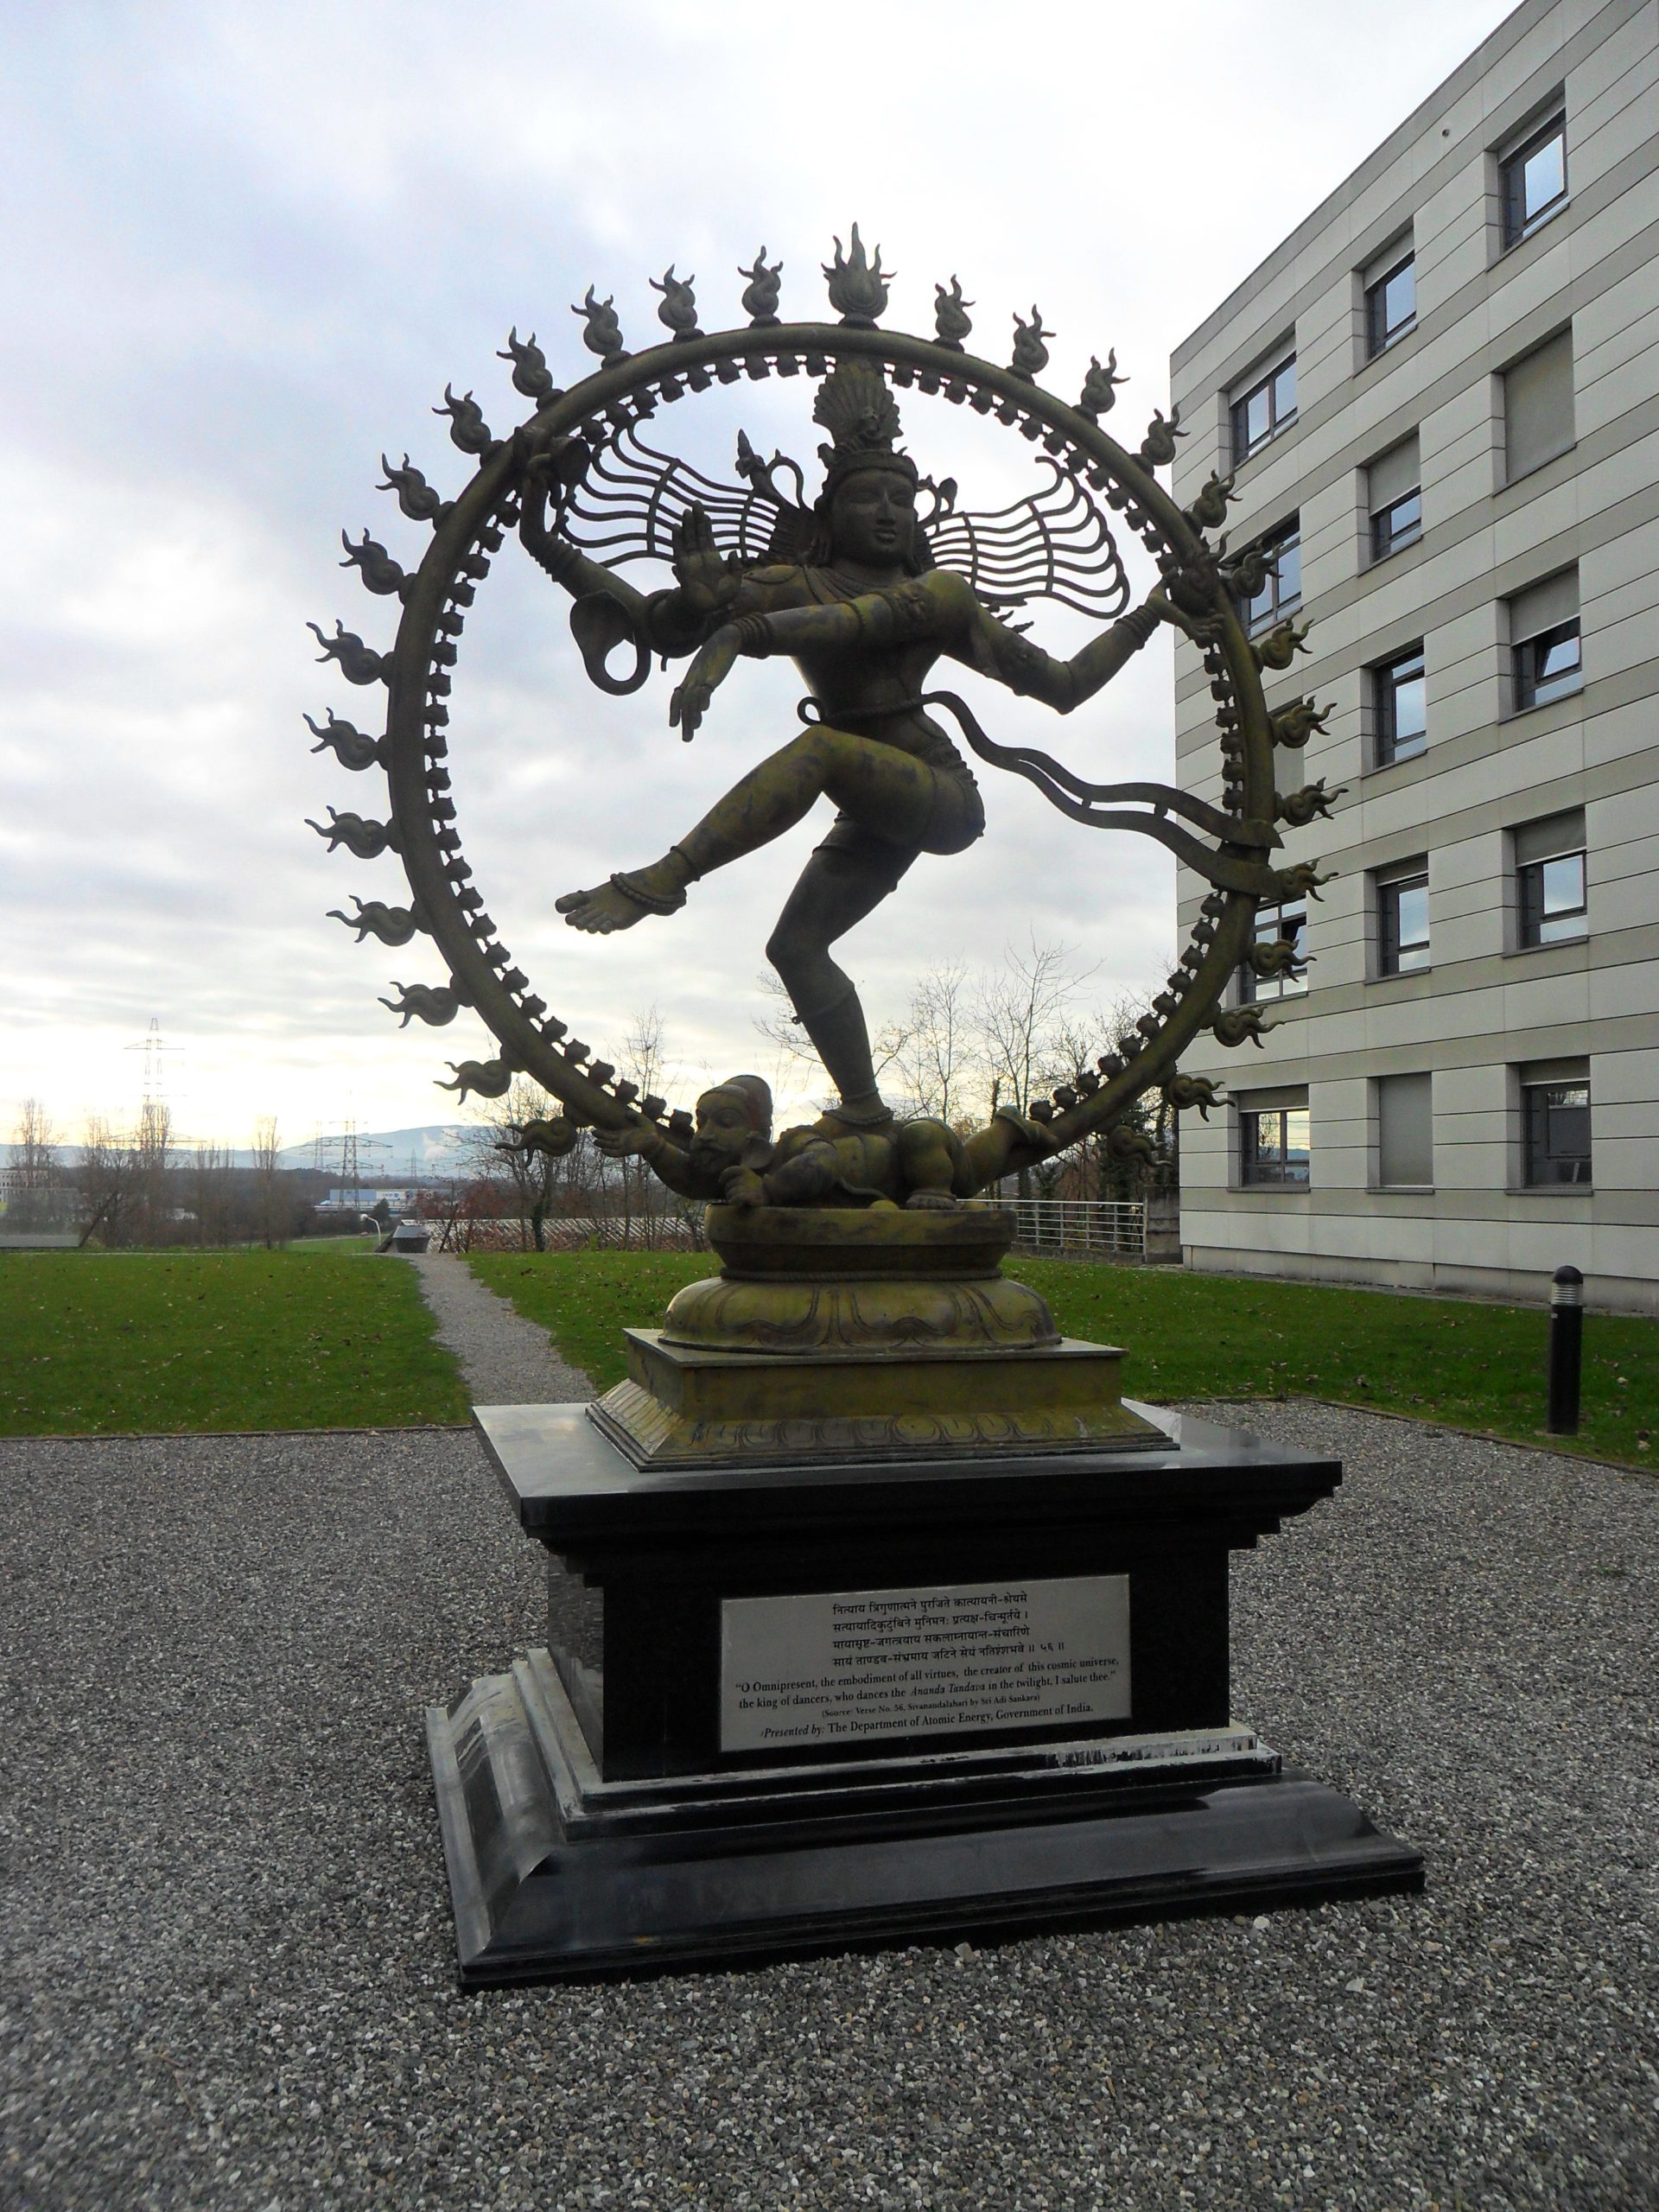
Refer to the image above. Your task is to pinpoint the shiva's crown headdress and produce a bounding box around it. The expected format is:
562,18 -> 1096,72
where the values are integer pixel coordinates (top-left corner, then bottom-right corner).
812,362 -> 919,495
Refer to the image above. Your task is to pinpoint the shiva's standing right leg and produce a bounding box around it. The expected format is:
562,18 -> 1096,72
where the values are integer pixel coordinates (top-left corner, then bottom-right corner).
766,839 -> 917,1125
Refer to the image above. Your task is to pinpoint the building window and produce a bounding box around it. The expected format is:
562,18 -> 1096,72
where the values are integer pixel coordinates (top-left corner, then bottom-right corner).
1377,1072 -> 1433,1188
1366,253 -> 1416,356
1239,896 -> 1308,1003
1521,1064 -> 1591,1186
1373,645 -> 1427,766
1515,810 -> 1587,947
1242,518 -> 1300,632
1230,353 -> 1297,463
1509,570 -> 1581,712
1516,621 -> 1582,709
1241,1098 -> 1311,1187
1367,434 -> 1421,563
1377,866 -> 1429,976
1371,491 -> 1421,562
1502,111 -> 1567,248
1503,327 -> 1574,482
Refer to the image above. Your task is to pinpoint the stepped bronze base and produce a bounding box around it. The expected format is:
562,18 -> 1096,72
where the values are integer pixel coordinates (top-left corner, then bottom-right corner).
591,1203 -> 1160,1469
593,1331 -> 1160,1467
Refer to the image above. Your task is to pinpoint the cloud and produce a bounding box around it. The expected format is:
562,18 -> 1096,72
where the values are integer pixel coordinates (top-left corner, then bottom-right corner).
0,0 -> 1515,1141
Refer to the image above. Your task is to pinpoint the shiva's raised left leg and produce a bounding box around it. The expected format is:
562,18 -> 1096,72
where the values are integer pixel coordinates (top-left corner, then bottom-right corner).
556,727 -> 936,934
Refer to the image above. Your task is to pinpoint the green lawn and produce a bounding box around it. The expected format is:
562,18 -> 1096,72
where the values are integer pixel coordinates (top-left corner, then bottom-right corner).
470,1248 -> 1657,1468
1,1249 -> 468,1435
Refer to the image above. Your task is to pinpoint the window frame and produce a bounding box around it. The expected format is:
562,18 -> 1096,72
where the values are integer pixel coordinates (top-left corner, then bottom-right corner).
1522,1077 -> 1591,1187
1513,617 -> 1582,711
1230,353 -> 1298,465
1501,111 -> 1568,250
1376,1071 -> 1435,1191
1372,644 -> 1427,768
1518,845 -> 1587,948
1240,1103 -> 1312,1189
1238,894 -> 1309,1005
1241,517 -> 1301,634
1365,253 -> 1416,358
1502,326 -> 1576,483
1370,488 -> 1422,563
1376,866 -> 1430,977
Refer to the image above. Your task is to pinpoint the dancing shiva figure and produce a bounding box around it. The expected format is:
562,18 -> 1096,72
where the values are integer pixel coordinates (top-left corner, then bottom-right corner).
520,363 -> 1204,1135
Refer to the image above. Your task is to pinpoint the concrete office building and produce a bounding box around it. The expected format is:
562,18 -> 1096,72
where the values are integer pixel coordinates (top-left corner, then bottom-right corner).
1170,0 -> 1659,1313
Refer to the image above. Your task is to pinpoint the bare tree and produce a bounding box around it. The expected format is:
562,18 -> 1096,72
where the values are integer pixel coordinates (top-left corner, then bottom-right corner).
426,1177 -> 469,1255
10,1099 -> 59,1229
251,1116 -> 284,1248
15,1097 -> 54,1182
77,1116 -> 131,1247
465,1077 -> 626,1252
971,938 -> 1097,1195
131,1098 -> 173,1243
618,1007 -> 693,1249
191,1142 -> 234,1246
890,960 -> 975,1128
460,1078 -> 552,1250
975,938 -> 1093,1120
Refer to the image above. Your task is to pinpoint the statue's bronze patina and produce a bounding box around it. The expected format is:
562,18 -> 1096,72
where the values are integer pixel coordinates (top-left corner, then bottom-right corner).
310,225 -> 1332,1197
531,358 -> 1194,1143
310,227 -> 1334,1456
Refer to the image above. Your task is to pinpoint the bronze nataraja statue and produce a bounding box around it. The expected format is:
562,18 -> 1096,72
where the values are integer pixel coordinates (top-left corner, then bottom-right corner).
313,232 -> 1333,1209
388,257 -> 1418,1991
523,362 -> 1198,1145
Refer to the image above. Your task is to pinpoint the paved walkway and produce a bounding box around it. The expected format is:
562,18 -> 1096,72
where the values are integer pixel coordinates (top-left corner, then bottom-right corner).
404,1249 -> 593,1405
3,1405 -> 1655,2209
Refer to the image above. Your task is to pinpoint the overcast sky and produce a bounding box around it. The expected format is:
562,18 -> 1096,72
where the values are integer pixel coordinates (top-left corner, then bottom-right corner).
1,0 -> 1517,1147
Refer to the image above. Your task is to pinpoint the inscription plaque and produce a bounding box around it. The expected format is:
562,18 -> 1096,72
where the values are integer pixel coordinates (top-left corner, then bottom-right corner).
720,1574 -> 1131,1753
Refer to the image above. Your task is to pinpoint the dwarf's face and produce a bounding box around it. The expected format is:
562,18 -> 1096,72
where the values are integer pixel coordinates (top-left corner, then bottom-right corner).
830,467 -> 916,568
689,1088 -> 757,1178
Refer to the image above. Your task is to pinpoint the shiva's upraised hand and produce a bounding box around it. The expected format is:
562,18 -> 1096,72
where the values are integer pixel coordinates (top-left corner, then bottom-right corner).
671,503 -> 741,623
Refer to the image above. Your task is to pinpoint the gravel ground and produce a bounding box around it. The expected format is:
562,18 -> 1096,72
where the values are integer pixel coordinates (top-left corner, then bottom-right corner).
3,1403 -> 1656,2211
404,1251 -> 594,1405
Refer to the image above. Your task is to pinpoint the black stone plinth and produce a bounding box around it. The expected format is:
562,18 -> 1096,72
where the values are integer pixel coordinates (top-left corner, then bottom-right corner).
428,1405 -> 1422,1982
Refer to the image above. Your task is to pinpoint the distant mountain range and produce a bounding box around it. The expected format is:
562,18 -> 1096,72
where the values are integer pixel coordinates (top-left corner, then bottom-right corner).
3,1123 -> 485,1179
274,1124 -> 482,1178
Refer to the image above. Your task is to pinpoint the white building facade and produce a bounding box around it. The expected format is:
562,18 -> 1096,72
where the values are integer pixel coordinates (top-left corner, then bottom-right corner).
1171,0 -> 1659,1314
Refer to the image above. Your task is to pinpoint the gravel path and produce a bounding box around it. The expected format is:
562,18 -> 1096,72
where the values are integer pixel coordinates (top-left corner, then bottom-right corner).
404,1249 -> 593,1404
3,1405 -> 1656,2210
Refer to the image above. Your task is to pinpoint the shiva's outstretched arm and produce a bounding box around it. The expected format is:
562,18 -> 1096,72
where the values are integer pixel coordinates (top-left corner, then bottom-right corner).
951,583 -> 1211,714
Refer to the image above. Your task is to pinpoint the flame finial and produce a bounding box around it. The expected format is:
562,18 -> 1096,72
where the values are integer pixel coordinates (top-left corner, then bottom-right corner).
823,224 -> 892,326
934,276 -> 973,350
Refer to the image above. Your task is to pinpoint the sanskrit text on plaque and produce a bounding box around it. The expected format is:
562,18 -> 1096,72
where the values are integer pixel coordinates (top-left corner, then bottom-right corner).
720,1575 -> 1131,1753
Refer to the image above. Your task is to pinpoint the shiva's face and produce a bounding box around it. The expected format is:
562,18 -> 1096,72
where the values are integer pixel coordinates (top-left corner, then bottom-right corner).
689,1088 -> 756,1179
829,468 -> 917,569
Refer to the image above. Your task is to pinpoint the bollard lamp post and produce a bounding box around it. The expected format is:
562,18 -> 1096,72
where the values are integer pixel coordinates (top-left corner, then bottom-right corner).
1547,1263 -> 1585,1435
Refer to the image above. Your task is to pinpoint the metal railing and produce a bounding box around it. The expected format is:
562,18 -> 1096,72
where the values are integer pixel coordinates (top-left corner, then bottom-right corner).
439,1211 -> 707,1254
442,1198 -> 1166,1260
969,1197 -> 1147,1257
